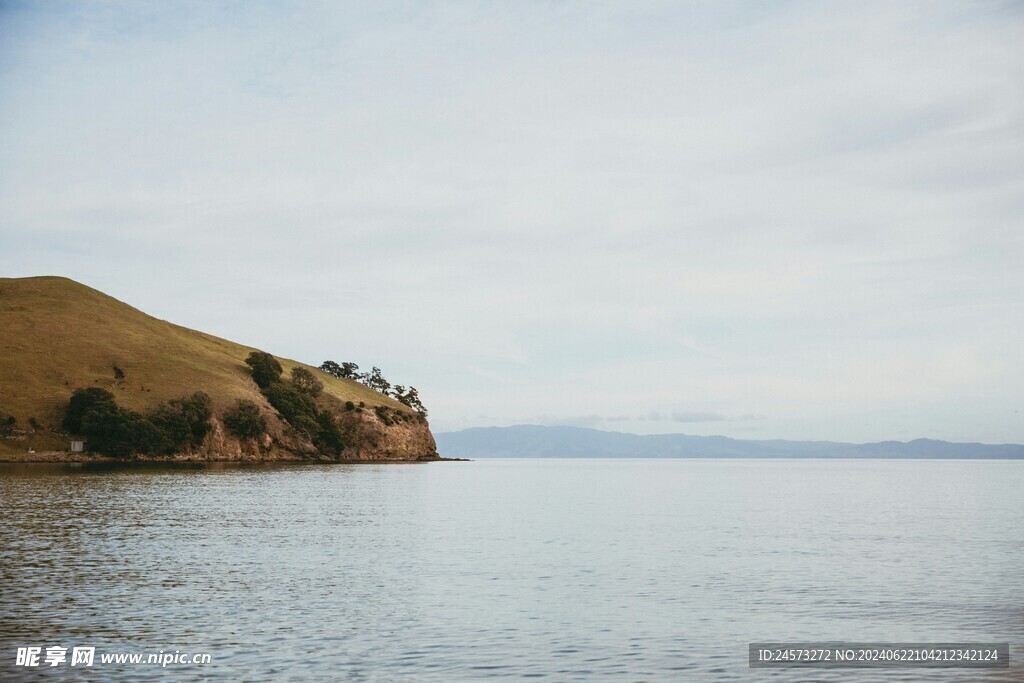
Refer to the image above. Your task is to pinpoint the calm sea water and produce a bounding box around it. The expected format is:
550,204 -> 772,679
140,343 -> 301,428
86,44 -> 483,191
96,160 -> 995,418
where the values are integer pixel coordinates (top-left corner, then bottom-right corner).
1,459 -> 1021,681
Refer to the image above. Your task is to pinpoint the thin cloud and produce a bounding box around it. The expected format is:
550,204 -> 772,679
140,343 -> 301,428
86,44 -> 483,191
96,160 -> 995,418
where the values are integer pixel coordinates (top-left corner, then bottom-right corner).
1,1 -> 1021,443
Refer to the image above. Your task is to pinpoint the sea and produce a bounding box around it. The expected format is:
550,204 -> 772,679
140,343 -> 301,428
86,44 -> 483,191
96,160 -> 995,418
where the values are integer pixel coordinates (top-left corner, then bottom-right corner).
1,458 -> 1021,681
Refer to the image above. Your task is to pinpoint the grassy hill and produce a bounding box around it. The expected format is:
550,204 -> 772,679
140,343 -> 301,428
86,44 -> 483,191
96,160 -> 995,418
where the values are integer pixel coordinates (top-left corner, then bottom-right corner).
0,276 -> 408,455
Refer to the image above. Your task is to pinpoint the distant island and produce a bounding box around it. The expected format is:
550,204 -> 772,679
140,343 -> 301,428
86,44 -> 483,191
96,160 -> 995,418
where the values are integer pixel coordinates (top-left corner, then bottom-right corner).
436,425 -> 1024,459
0,276 -> 440,463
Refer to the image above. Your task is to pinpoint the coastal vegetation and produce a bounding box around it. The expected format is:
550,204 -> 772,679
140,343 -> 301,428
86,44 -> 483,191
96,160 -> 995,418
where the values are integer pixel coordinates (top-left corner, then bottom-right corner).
246,351 -> 345,456
0,276 -> 437,460
2,416 -> 17,436
61,387 -> 212,457
320,360 -> 428,417
222,399 -> 267,439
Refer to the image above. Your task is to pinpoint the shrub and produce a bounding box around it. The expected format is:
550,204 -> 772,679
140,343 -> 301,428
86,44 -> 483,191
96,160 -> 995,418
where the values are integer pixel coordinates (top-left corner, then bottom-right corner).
314,411 -> 344,455
63,387 -> 212,457
243,356 -> 352,458
223,400 -> 267,439
290,367 -> 323,397
149,392 -> 213,453
77,403 -> 166,457
147,408 -> 190,453
264,382 -> 317,424
245,351 -> 283,389
91,410 -> 168,457
28,417 -> 39,429
344,401 -> 355,411
291,414 -> 321,441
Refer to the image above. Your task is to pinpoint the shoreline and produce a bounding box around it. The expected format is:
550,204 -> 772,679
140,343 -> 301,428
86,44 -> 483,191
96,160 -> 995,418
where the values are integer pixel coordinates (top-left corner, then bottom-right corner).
0,451 -> 469,464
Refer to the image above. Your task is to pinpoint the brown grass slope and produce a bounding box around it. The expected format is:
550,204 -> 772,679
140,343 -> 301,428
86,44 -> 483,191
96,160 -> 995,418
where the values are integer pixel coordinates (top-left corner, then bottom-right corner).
0,276 -> 410,455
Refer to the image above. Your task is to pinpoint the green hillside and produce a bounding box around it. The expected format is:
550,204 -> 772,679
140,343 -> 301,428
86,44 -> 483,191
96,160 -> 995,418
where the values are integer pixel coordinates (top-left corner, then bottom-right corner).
0,276 -> 406,454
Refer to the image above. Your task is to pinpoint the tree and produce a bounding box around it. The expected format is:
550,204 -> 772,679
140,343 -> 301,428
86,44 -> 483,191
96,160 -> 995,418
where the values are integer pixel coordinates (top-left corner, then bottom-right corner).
362,366 -> 391,395
245,351 -> 283,389
320,360 -> 360,379
392,385 -> 427,417
314,411 -> 344,455
89,410 -> 167,457
75,401 -> 166,457
62,387 -> 118,433
291,367 -> 323,397
223,400 -> 267,439
149,392 -> 213,452
63,387 -> 217,457
319,360 -> 343,378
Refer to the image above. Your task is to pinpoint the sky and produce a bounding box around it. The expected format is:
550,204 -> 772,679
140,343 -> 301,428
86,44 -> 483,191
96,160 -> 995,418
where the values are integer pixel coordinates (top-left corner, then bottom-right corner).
1,1 -> 1022,443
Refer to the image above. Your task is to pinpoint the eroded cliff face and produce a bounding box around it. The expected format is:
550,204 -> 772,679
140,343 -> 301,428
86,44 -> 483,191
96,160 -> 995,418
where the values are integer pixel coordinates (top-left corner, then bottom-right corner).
191,407 -> 438,462
335,410 -> 438,461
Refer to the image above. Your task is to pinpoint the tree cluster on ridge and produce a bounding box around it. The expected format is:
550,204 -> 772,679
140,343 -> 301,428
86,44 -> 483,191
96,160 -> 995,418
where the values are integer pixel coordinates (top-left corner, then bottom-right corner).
319,360 -> 427,417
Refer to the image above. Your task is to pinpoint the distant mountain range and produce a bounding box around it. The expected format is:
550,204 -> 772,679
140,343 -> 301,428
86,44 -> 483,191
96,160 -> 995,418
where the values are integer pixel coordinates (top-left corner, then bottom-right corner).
436,425 -> 1024,459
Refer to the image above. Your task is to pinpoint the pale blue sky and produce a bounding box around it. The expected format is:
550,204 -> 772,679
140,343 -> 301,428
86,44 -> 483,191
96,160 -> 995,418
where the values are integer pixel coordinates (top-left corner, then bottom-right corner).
2,1 -> 1022,442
